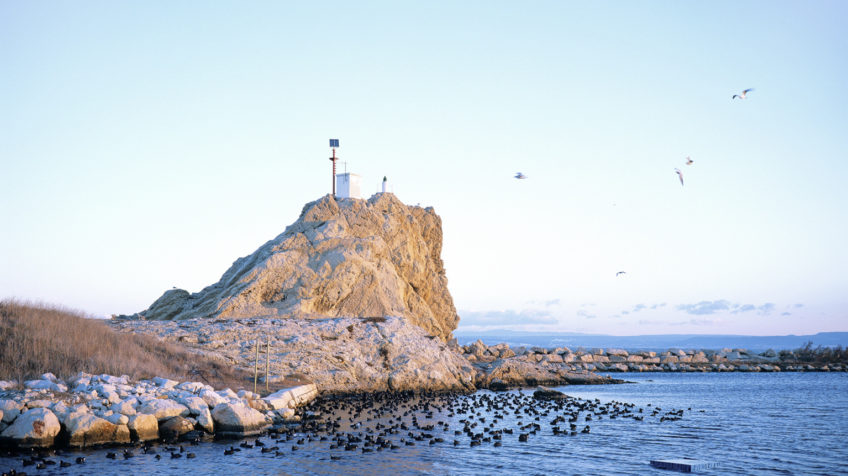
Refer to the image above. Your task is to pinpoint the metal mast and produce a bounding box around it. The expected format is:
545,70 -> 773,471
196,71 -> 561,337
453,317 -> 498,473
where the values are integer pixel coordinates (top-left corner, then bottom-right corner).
329,139 -> 339,196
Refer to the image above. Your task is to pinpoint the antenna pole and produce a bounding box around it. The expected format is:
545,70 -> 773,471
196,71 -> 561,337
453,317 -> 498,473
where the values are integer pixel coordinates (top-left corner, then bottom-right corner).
328,139 -> 340,197
331,149 -> 337,196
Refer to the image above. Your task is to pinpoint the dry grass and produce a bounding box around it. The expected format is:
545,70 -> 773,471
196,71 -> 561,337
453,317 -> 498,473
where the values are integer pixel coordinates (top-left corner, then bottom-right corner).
0,299 -> 250,389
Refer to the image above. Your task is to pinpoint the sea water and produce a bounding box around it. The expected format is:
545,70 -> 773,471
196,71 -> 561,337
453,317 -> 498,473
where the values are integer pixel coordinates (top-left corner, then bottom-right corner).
2,372 -> 846,475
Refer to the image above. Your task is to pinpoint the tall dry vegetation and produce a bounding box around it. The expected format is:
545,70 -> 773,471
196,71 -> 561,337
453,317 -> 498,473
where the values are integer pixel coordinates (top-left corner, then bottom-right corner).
0,299 -> 247,389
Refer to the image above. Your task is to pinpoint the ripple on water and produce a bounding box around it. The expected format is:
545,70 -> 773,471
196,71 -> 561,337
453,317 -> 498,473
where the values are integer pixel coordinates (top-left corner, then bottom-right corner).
1,372 -> 847,475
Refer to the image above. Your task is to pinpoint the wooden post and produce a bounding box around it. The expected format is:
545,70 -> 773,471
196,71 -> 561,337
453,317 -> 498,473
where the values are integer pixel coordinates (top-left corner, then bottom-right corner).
253,340 -> 259,394
265,338 -> 270,393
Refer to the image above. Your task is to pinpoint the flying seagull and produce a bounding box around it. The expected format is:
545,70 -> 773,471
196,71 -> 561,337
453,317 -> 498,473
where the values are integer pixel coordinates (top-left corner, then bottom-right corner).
514,172 -> 527,179
686,156 -> 694,165
616,271 -> 626,277
675,168 -> 684,186
732,88 -> 754,99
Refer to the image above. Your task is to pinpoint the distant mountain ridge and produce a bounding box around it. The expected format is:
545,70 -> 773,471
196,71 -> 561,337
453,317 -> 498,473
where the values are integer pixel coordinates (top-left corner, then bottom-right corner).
453,330 -> 848,352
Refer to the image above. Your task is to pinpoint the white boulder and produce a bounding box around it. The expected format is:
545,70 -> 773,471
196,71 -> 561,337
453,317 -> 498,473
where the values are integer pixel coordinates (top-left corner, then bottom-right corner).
127,414 -> 159,441
0,407 -> 61,447
137,399 -> 190,421
65,413 -> 131,447
0,399 -> 23,423
152,377 -> 178,389
199,389 -> 229,408
211,403 -> 270,437
110,398 -> 138,416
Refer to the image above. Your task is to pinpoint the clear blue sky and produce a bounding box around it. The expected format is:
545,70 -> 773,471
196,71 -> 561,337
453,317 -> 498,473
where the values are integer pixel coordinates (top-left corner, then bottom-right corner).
2,1 -> 846,335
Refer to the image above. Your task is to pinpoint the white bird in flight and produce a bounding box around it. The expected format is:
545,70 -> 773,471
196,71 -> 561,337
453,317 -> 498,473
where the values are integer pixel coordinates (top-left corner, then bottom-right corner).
616,271 -> 626,277
732,88 -> 754,99
686,156 -> 694,165
675,168 -> 684,186
514,172 -> 527,179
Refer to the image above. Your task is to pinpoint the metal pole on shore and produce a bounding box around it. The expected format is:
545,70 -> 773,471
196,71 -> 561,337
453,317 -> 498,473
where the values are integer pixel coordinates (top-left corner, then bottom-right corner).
265,338 -> 270,393
253,340 -> 259,394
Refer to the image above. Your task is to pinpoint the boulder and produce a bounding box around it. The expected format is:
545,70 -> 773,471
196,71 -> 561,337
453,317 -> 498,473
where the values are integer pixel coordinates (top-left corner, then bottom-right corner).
137,399 -> 190,421
263,384 -> 318,411
211,403 -> 270,437
263,389 -> 295,411
196,407 -> 214,433
152,377 -> 178,389
105,413 -> 130,425
179,396 -> 209,416
0,408 -> 61,448
127,414 -> 159,441
176,381 -> 206,393
110,398 -> 137,416
0,381 -> 17,391
199,389 -> 230,408
24,379 -> 66,392
65,413 -> 130,447
26,399 -> 52,409
159,416 -> 195,440
532,386 -> 568,401
0,399 -> 23,423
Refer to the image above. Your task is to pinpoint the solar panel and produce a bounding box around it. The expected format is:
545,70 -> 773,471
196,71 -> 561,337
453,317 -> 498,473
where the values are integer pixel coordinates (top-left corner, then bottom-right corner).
329,139 -> 339,148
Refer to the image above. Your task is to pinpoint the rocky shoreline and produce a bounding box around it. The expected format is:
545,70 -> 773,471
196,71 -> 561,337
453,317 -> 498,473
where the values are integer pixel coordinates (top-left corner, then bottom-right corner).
461,340 -> 848,373
108,316 -> 618,394
0,372 -> 317,450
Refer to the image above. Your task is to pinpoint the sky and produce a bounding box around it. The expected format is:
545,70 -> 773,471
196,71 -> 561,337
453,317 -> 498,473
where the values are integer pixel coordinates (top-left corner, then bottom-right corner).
1,1 -> 847,336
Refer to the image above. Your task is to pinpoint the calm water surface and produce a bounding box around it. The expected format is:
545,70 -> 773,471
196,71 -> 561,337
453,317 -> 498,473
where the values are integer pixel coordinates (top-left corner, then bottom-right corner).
2,372 -> 846,475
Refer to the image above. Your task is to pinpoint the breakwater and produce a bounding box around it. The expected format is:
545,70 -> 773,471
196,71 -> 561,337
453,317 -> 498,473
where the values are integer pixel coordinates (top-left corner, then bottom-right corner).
461,340 -> 848,373
0,372 -> 316,450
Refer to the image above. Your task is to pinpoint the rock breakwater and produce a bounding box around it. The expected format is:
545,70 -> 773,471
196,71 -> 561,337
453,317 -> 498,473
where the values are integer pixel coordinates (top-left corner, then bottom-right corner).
461,341 -> 848,373
0,372 -> 317,449
110,317 -> 615,393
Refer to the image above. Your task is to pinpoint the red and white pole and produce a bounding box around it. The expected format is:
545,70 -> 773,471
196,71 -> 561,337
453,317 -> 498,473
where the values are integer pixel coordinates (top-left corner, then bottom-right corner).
330,148 -> 337,196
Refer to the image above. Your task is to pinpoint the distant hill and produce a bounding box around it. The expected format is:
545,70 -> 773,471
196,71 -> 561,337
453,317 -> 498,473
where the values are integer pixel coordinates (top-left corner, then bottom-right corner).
452,329 -> 848,352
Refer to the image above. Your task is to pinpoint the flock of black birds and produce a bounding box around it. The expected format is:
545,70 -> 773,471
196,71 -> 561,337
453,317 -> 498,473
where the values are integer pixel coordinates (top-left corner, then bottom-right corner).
1,389 -> 693,474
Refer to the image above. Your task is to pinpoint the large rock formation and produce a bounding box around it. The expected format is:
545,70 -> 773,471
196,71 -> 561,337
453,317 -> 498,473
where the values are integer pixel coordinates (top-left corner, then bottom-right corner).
123,193 -> 458,341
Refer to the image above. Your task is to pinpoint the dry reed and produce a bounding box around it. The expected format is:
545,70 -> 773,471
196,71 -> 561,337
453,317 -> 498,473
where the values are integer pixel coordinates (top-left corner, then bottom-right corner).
0,299 -> 248,389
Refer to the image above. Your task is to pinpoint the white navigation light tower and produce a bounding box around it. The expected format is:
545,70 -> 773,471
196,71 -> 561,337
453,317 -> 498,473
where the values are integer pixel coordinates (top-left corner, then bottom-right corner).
329,138 -> 340,196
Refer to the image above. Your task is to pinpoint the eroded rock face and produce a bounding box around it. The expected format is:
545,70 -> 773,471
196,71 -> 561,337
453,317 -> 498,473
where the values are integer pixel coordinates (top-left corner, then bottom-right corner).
121,194 -> 459,341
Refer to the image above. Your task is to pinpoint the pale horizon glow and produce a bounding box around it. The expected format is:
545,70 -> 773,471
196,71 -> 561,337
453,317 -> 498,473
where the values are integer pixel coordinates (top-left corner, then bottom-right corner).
1,1 -> 847,336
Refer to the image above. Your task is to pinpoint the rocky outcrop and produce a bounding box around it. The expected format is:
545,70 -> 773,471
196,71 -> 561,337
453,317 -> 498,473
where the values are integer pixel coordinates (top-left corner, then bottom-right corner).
120,193 -> 458,341
111,316 -> 477,393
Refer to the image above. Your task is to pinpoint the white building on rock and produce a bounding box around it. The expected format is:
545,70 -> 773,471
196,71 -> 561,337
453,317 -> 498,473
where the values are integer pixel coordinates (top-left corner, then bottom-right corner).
335,173 -> 361,199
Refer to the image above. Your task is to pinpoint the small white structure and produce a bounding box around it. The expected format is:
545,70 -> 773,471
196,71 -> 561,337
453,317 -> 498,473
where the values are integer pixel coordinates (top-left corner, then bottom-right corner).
382,176 -> 387,193
335,173 -> 361,199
